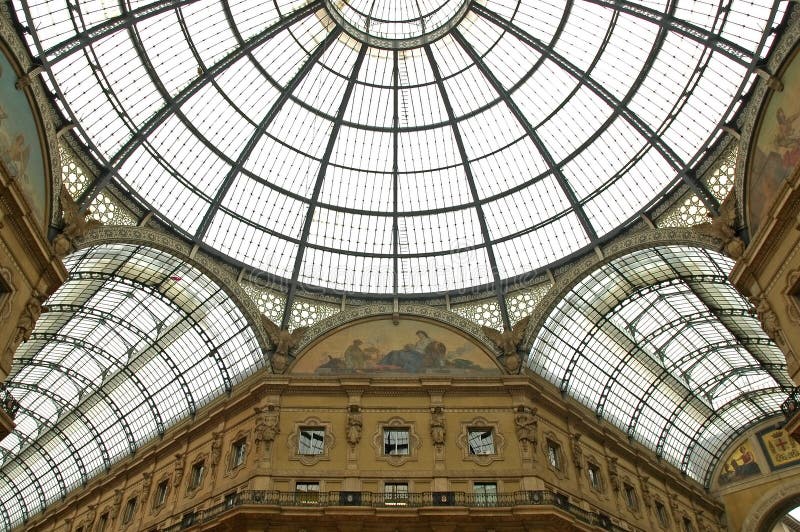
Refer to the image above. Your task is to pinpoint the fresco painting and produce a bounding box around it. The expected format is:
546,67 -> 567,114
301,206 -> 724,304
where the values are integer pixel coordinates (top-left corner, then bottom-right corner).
0,52 -> 46,225
718,440 -> 761,485
757,427 -> 800,470
749,49 -> 800,237
291,318 -> 501,375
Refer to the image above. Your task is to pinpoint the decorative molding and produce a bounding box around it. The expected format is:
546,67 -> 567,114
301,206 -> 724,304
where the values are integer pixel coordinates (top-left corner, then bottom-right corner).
223,429 -> 249,480
0,265 -> 15,322
184,453 -> 208,500
542,431 -> 568,480
287,416 -> 336,466
784,268 -> 800,325
456,416 -> 506,467
740,477 -> 800,531
370,416 -> 421,467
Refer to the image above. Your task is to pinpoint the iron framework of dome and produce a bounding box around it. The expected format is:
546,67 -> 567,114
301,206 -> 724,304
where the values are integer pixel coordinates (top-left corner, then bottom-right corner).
11,0 -> 787,308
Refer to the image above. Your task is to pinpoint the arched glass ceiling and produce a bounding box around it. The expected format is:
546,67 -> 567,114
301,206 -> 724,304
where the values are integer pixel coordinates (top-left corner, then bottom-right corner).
529,246 -> 792,486
0,244 -> 264,529
14,0 -> 786,295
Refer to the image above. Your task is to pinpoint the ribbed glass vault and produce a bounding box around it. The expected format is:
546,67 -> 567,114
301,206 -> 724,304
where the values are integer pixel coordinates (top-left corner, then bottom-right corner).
14,0 -> 785,294
529,246 -> 791,486
0,244 -> 264,529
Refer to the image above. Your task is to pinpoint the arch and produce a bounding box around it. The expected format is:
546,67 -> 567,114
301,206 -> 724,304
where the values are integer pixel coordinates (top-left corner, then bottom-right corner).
740,477 -> 800,531
75,225 -> 271,356
0,242 -> 265,528
527,243 -> 790,485
521,227 -> 722,351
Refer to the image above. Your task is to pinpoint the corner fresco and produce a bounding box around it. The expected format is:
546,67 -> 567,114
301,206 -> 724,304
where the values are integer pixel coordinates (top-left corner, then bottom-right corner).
291,317 -> 501,375
0,51 -> 46,224
748,48 -> 800,237
718,440 -> 761,486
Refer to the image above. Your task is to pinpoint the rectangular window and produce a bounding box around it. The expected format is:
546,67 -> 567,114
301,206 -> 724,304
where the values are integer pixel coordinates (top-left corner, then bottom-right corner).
189,461 -> 205,490
474,482 -> 498,507
97,513 -> 109,532
587,463 -> 602,490
384,483 -> 409,506
656,501 -> 669,527
298,428 -> 325,455
468,428 -> 495,455
624,483 -> 638,510
546,439 -> 561,470
154,480 -> 168,508
295,481 -> 320,504
384,428 -> 410,456
231,438 -> 247,468
122,497 -> 137,524
683,517 -> 694,532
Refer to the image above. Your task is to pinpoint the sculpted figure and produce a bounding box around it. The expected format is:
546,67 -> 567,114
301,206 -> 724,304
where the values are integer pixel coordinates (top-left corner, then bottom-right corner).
346,405 -> 363,446
430,407 -> 446,446
694,193 -> 744,259
52,186 -> 102,258
482,316 -> 531,373
261,317 -> 308,372
514,406 -> 538,448
254,405 -> 280,453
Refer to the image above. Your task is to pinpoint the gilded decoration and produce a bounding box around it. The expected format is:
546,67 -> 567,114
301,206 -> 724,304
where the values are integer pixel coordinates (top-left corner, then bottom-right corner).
288,416 -> 336,466
456,416 -> 505,467
290,316 -> 501,375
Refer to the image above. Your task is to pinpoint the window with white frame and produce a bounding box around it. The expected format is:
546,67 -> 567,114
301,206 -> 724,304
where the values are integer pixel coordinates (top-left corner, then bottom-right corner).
468,428 -> 495,455
298,428 -> 325,455
384,483 -> 409,506
384,428 -> 410,456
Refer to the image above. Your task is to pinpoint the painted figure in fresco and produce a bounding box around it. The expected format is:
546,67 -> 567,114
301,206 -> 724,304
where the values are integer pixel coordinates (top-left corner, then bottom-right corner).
718,444 -> 760,485
378,330 -> 446,372
344,339 -> 367,370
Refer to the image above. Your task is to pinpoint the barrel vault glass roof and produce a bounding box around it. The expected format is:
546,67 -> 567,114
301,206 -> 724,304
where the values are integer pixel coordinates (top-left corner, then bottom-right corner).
12,0 -> 786,295
0,0 -> 795,528
529,246 -> 791,486
0,244 -> 265,529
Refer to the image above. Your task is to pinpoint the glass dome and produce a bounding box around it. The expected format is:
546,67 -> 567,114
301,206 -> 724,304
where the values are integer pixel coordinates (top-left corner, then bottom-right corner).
14,0 -> 784,295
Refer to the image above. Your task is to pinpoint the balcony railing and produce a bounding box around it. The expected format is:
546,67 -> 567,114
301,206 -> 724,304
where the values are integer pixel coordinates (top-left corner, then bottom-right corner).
159,489 -> 636,532
781,386 -> 800,421
0,383 -> 19,420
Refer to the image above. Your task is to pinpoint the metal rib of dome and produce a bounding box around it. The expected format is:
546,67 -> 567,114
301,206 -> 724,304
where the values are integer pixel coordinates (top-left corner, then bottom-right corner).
0,244 -> 264,529
13,0 -> 785,296
528,246 -> 792,486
